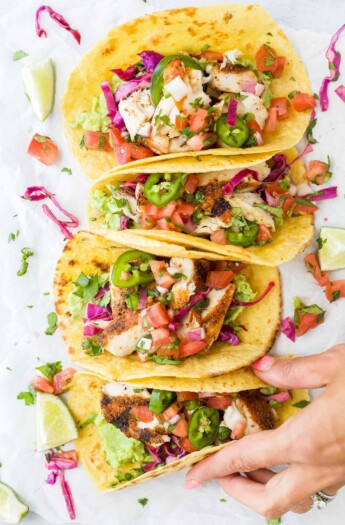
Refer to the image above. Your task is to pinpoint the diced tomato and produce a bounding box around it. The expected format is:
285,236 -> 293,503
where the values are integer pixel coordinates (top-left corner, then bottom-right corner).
206,270 -> 235,288
230,420 -> 246,440
189,109 -> 209,133
140,212 -> 156,229
157,218 -> 173,230
155,202 -> 177,220
210,229 -> 227,245
270,97 -> 290,120
282,196 -> 318,217
255,44 -> 279,74
304,160 -> 330,185
109,128 -> 154,165
156,336 -> 181,360
248,120 -> 261,133
151,327 -> 171,346
28,134 -> 58,166
145,203 -> 160,217
295,312 -> 323,336
291,93 -> 317,112
175,114 -> 188,131
179,340 -> 207,358
84,131 -> 112,151
257,224 -> 272,243
187,132 -> 217,151
264,107 -> 278,133
172,417 -> 188,438
176,202 -> 195,217
273,57 -> 286,79
206,396 -> 233,409
304,253 -> 329,287
325,280 -> 345,302
161,402 -> 182,421
180,437 -> 197,453
185,174 -> 199,194
176,392 -> 198,402
147,302 -> 171,328
149,260 -> 175,289
32,376 -> 54,393
131,405 -> 154,423
200,50 -> 224,62
53,368 -> 76,395
265,182 -> 289,197
172,211 -> 184,226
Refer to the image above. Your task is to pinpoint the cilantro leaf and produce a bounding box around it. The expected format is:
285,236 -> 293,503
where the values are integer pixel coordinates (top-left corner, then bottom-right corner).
292,400 -> 310,409
79,414 -> 97,429
36,361 -> 62,381
13,50 -> 28,61
17,390 -> 35,406
17,247 -> 34,276
44,312 -> 58,336
81,338 -> 104,356
138,498 -> 148,507
61,167 -> 72,176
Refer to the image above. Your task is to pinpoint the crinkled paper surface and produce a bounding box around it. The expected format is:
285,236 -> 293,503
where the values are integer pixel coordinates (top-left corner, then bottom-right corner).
0,0 -> 345,524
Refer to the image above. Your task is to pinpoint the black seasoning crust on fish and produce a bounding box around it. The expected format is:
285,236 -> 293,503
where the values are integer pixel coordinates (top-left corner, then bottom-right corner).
236,390 -> 276,431
101,393 -> 167,446
198,182 -> 224,215
211,198 -> 231,218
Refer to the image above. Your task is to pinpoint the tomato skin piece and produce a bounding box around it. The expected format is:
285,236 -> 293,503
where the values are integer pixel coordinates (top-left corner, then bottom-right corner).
149,260 -> 175,289
155,201 -> 177,220
325,280 -> 345,302
109,128 -> 154,165
32,376 -> 54,393
189,109 -> 209,133
28,134 -> 58,165
131,405 -> 154,423
151,327 -> 171,346
175,202 -> 194,217
172,417 -> 188,438
172,211 -> 183,226
185,174 -> 199,194
200,50 -> 224,62
176,392 -> 198,402
157,218 -> 172,230
255,44 -> 278,73
179,340 -> 207,358
180,437 -> 197,453
304,160 -> 329,185
273,57 -> 286,79
270,97 -> 290,120
282,196 -> 318,216
206,396 -> 233,409
264,107 -> 278,133
161,402 -> 182,421
147,302 -> 171,328
295,312 -> 323,336
140,213 -> 156,229
53,368 -> 76,394
210,229 -> 227,245
304,253 -> 329,287
257,224 -> 272,243
84,131 -> 112,151
291,93 -> 317,112
187,132 -> 217,151
206,270 -> 235,288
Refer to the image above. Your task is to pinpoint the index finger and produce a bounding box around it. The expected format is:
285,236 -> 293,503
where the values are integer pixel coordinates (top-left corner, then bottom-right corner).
184,428 -> 288,487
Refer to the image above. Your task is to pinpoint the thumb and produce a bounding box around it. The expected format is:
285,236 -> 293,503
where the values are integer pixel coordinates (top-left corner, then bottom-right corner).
251,350 -> 339,389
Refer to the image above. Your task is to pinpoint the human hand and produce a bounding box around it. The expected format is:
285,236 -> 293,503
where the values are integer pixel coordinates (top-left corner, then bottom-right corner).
184,345 -> 345,520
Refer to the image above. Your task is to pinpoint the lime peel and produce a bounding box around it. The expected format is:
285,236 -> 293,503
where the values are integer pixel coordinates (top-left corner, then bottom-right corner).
21,58 -> 55,121
0,482 -> 29,524
36,392 -> 78,451
318,227 -> 345,271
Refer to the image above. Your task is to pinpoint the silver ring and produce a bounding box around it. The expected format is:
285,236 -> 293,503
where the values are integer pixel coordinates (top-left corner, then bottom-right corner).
311,491 -> 337,510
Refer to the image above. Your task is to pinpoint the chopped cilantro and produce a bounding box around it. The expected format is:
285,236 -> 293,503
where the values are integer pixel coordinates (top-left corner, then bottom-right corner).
191,97 -> 204,109
26,305 -> 34,309
201,44 -> 211,52
17,389 -> 35,406
13,50 -> 28,61
292,399 -> 310,409
17,247 -> 34,276
80,134 -> 86,149
81,338 -> 104,356
34,134 -> 49,143
61,167 -> 72,176
146,355 -> 183,365
192,297 -> 210,311
269,399 -> 283,408
305,117 -> 318,144
138,497 -> 149,507
8,230 -> 20,243
316,237 -> 327,250
36,361 -> 62,381
79,414 -> 97,429
44,312 -> 58,336
98,135 -> 106,149
220,498 -> 227,503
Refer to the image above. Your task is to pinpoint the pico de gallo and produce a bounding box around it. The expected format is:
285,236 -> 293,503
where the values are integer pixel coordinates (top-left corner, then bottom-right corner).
71,45 -> 315,164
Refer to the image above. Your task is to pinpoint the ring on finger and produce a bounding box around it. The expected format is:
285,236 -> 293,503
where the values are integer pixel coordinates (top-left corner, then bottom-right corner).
310,491 -> 337,510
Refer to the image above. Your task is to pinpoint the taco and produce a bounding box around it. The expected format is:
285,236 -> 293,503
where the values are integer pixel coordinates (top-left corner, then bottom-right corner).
61,4 -> 313,179
87,149 -> 314,266
54,230 -> 281,380
68,371 -> 309,491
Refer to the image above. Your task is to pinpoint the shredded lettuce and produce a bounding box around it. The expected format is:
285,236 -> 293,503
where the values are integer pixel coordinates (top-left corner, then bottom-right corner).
225,274 -> 256,323
70,76 -> 122,132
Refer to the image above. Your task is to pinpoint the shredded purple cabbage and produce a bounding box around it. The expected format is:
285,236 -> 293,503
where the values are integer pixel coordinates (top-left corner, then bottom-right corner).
138,50 -> 164,72
281,316 -> 296,342
137,174 -> 150,184
111,64 -> 138,81
305,186 -> 338,202
319,24 -> 345,111
232,282 -> 275,307
223,169 -> 258,194
84,304 -> 112,321
121,180 -> 137,194
35,5 -> 81,44
263,154 -> 288,182
173,288 -> 211,321
114,73 -> 152,102
58,470 -> 76,520
217,326 -> 240,345
101,81 -> 117,124
46,471 -> 58,485
289,143 -> 313,166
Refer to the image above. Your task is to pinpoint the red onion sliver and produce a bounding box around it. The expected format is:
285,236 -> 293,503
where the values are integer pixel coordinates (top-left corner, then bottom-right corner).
187,328 -> 205,341
58,470 -> 76,520
226,98 -> 238,126
289,143 -> 313,166
101,80 -> 117,123
281,316 -> 296,342
120,216 -> 129,230
319,24 -> 345,111
138,288 -> 147,309
35,5 -> 81,44
303,186 -> 337,202
232,281 -> 275,307
223,169 -> 258,195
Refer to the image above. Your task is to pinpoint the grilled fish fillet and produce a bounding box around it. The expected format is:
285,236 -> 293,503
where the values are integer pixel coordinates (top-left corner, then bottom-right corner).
209,63 -> 258,93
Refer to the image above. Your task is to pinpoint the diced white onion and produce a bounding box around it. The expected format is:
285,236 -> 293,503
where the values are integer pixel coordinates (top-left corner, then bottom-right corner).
157,286 -> 169,295
169,415 -> 181,425
164,76 -> 189,101
136,336 -> 152,351
296,183 -> 313,196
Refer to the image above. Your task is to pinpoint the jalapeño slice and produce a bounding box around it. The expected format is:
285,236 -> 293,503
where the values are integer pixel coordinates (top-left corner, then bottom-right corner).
226,221 -> 259,247
111,250 -> 156,288
144,173 -> 183,207
149,389 -> 177,414
188,407 -> 220,450
216,114 -> 249,148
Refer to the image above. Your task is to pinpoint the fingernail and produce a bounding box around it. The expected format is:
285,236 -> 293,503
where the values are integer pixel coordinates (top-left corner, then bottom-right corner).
183,479 -> 201,489
251,355 -> 275,371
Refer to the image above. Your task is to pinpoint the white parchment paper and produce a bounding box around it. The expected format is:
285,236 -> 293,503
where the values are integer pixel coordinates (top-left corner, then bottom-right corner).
1,1 -> 345,524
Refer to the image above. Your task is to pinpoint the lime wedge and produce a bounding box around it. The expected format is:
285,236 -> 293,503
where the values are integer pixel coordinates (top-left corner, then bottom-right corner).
0,482 -> 29,524
21,58 -> 55,121
318,227 -> 345,271
36,393 -> 78,451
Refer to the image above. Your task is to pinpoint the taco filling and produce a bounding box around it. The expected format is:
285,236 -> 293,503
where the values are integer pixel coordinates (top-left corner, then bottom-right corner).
94,381 -> 277,485
67,250 -> 273,365
89,153 -> 323,248
71,45 -> 315,164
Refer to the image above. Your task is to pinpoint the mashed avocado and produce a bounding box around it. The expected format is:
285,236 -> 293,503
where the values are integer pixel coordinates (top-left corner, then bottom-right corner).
95,414 -> 151,468
225,274 -> 256,323
89,189 -> 122,230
